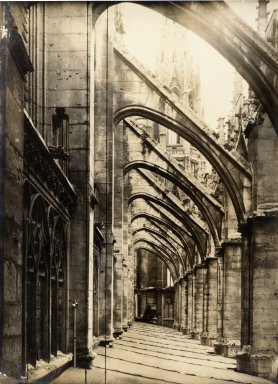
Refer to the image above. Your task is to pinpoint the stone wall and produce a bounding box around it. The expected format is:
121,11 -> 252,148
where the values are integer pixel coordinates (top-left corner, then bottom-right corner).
0,3 -> 31,377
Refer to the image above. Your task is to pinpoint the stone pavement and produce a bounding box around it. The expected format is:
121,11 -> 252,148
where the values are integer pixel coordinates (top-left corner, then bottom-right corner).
51,322 -> 273,384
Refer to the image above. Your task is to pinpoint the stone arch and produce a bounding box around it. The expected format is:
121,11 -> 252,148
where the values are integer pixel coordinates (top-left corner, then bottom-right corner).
116,106 -> 248,224
95,1 -> 278,132
125,159 -> 222,246
129,192 -> 207,260
132,226 -> 185,272
147,1 -> 278,131
133,239 -> 179,280
133,235 -> 180,277
134,245 -> 176,282
131,212 -> 194,268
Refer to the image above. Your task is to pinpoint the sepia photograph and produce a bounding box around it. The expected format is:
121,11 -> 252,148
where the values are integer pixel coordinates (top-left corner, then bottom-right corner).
0,0 -> 278,383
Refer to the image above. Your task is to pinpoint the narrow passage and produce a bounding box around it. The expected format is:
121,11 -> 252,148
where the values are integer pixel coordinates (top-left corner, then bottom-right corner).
52,323 -> 272,384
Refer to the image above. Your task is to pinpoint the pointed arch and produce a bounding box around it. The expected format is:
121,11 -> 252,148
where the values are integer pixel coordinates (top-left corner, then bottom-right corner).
131,212 -> 194,268
129,192 -> 207,260
125,159 -> 222,246
96,1 -> 278,132
116,105 -> 248,223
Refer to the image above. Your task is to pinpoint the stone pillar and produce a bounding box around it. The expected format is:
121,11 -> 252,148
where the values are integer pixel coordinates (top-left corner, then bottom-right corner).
215,247 -> 224,354
201,265 -> 208,345
138,291 -> 146,318
216,239 -> 242,357
187,272 -> 194,336
238,222 -> 252,347
127,250 -> 135,327
178,279 -> 183,331
183,274 -> 189,335
94,7 -> 114,347
122,123 -> 132,331
134,292 -> 138,318
113,253 -> 123,339
193,265 -> 205,340
249,215 -> 278,380
203,257 -> 218,346
98,239 -> 114,346
173,283 -> 179,330
122,259 -> 129,331
237,214 -> 278,381
235,113 -> 278,381
180,278 -> 186,334
156,288 -> 163,325
161,291 -> 165,324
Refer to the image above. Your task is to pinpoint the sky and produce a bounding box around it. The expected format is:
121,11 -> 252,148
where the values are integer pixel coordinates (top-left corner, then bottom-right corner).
117,0 -> 278,128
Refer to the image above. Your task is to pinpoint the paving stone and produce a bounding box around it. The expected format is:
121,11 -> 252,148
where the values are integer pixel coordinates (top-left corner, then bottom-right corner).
51,323 -> 273,384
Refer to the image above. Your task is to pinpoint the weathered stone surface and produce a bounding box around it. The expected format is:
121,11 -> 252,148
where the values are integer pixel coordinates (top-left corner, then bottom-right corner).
2,3 -> 278,383
52,323 -> 272,384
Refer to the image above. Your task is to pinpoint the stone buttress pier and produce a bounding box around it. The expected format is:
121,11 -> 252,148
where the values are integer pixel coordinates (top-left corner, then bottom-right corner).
193,264 -> 205,340
237,114 -> 278,382
201,257 -> 218,347
113,253 -> 124,339
214,238 -> 242,358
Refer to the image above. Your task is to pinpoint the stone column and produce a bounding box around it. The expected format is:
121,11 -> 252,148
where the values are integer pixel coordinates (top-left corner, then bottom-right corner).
161,291 -> 165,325
183,274 -> 189,335
127,251 -> 135,327
98,239 -> 114,346
113,116 -> 124,336
156,288 -> 163,325
122,259 -> 129,331
94,7 -> 114,347
173,283 -> 179,330
178,279 -> 183,331
187,272 -> 194,336
249,215 -> 278,380
205,257 -> 218,346
236,113 -> 278,381
201,265 -> 208,345
113,253 -> 123,339
180,278 -> 186,334
215,247 -> 224,354
193,265 -> 205,340
238,222 -> 252,347
134,292 -> 138,318
122,124 -> 132,331
217,239 -> 242,357
237,217 -> 278,382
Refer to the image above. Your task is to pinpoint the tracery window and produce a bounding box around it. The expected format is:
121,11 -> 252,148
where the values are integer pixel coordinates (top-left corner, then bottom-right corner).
26,196 -> 50,365
24,189 -> 67,366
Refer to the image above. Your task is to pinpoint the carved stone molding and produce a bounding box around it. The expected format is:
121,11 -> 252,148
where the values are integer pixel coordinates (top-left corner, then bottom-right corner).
24,111 -> 77,216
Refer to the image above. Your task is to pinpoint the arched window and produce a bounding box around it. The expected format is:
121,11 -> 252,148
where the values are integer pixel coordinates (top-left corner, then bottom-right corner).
26,196 -> 50,365
25,193 -> 67,366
